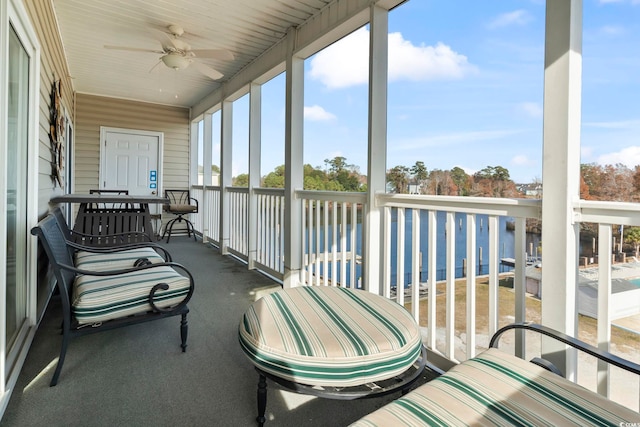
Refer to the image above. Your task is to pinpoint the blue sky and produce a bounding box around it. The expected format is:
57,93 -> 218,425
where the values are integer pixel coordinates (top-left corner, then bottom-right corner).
211,0 -> 640,184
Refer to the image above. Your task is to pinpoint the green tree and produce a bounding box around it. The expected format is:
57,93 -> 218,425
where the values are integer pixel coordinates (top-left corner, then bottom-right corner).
325,156 -> 350,174
233,173 -> 249,187
387,166 -> 410,193
410,161 -> 428,181
450,166 -> 470,195
625,227 -> 640,258
262,165 -> 285,188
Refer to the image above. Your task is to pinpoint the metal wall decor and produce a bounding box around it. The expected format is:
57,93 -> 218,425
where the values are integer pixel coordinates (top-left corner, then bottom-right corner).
49,79 -> 64,187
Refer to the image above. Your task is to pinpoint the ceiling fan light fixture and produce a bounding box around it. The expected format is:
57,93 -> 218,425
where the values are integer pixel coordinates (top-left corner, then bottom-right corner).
161,53 -> 190,70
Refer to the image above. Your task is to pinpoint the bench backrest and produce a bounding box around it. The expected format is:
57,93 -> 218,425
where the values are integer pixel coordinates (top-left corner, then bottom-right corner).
53,205 -> 150,247
31,214 -> 76,311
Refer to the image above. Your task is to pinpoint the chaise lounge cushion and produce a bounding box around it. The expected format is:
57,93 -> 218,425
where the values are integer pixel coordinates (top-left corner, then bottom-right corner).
350,347 -> 639,426
72,266 -> 191,324
239,286 -> 423,387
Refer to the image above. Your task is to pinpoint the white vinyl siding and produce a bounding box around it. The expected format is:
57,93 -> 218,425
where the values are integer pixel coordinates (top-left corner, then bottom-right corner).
24,0 -> 75,217
75,94 -> 190,193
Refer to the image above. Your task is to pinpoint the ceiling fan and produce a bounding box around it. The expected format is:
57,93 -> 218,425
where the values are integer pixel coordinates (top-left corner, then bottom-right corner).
104,24 -> 234,80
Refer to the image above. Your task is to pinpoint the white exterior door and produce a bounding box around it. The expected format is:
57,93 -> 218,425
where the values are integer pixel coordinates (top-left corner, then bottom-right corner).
100,128 -> 163,213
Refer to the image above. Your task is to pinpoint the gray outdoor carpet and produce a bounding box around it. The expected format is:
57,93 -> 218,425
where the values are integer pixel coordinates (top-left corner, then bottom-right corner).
1,237 -> 432,427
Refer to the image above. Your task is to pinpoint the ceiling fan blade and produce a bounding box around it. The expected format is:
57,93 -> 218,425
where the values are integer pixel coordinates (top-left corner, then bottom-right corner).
190,49 -> 234,61
104,45 -> 164,54
148,60 -> 164,74
191,61 -> 224,80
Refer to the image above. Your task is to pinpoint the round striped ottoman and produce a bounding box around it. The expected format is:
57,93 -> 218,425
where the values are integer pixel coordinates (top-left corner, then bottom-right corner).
238,285 -> 425,426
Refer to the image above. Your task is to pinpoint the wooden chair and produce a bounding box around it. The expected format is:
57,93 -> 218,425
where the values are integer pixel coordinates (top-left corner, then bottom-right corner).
162,189 -> 198,242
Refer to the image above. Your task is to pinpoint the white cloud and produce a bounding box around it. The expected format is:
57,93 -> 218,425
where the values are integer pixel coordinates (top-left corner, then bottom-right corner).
487,10 -> 533,29
518,102 -> 543,118
511,155 -> 531,166
598,0 -> 640,4
583,119 -> 640,129
598,146 -> 640,166
308,28 -> 476,90
393,129 -> 523,151
304,105 -> 336,121
581,146 -> 595,159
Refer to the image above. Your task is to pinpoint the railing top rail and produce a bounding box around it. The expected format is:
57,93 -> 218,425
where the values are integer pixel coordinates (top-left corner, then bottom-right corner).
377,193 -> 542,218
227,186 -> 249,194
574,199 -> 640,226
296,190 -> 367,204
255,187 -> 286,196
191,185 -> 221,191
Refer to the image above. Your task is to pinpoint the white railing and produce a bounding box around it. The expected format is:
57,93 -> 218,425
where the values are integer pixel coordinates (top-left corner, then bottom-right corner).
191,185 -> 640,410
298,191 -> 366,288
191,185 -> 221,245
227,187 -> 249,259
574,199 -> 640,409
255,188 -> 285,278
377,194 -> 541,363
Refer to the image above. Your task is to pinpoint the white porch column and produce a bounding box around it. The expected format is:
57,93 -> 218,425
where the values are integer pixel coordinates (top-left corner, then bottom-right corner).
220,100 -> 233,255
248,83 -> 262,269
541,0 -> 582,377
283,28 -> 304,288
189,120 -> 199,187
203,113 -> 213,187
201,114 -> 213,242
364,4 -> 388,295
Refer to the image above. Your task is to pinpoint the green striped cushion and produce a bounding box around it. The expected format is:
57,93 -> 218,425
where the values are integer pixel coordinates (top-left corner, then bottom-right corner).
238,286 -> 423,387
75,248 -> 165,272
72,266 -> 190,324
350,348 -> 639,426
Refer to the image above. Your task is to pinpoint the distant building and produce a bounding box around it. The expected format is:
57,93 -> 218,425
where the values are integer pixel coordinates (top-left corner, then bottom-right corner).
525,265 -> 640,319
408,183 -> 421,194
516,183 -> 542,197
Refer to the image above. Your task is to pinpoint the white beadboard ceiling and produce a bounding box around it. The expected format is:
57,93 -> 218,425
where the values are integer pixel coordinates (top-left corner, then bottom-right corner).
52,0 -> 331,108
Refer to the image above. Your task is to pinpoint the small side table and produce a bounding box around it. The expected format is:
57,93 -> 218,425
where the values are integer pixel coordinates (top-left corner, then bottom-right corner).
238,286 -> 426,426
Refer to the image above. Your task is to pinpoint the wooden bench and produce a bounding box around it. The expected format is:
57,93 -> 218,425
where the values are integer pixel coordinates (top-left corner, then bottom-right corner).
31,211 -> 195,386
350,323 -> 640,426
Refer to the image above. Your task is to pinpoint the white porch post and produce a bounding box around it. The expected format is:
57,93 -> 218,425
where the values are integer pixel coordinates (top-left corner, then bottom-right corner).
541,0 -> 582,377
189,120 -> 202,235
190,120 -> 199,187
364,4 -> 388,295
220,100 -> 233,255
283,28 -> 304,288
201,113 -> 212,242
203,113 -> 213,187
248,83 -> 261,269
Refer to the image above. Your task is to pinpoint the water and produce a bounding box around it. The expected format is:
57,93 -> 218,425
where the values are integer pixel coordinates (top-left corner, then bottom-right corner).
309,209 -> 541,288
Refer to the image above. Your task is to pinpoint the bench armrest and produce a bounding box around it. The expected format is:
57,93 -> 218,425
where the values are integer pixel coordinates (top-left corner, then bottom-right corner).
489,322 -> 640,376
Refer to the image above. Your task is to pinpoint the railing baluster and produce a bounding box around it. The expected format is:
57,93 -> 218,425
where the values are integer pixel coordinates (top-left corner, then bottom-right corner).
396,207 -> 405,306
350,203 -> 357,288
427,210 -> 437,350
445,211 -> 456,360
382,206 -> 392,298
488,215 -> 499,339
324,200 -> 329,286
340,202 -> 347,287
466,213 -> 476,358
597,223 -> 613,397
411,209 -> 420,322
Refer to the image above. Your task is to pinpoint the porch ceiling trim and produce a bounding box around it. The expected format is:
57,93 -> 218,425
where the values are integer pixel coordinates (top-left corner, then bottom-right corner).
191,0 -> 405,118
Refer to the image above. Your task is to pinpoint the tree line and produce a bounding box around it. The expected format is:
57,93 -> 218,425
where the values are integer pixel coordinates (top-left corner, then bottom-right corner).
228,159 -> 640,255
230,158 -> 640,203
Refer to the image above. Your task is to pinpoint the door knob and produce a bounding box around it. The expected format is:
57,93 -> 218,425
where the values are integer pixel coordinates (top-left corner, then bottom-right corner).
151,191 -> 157,195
